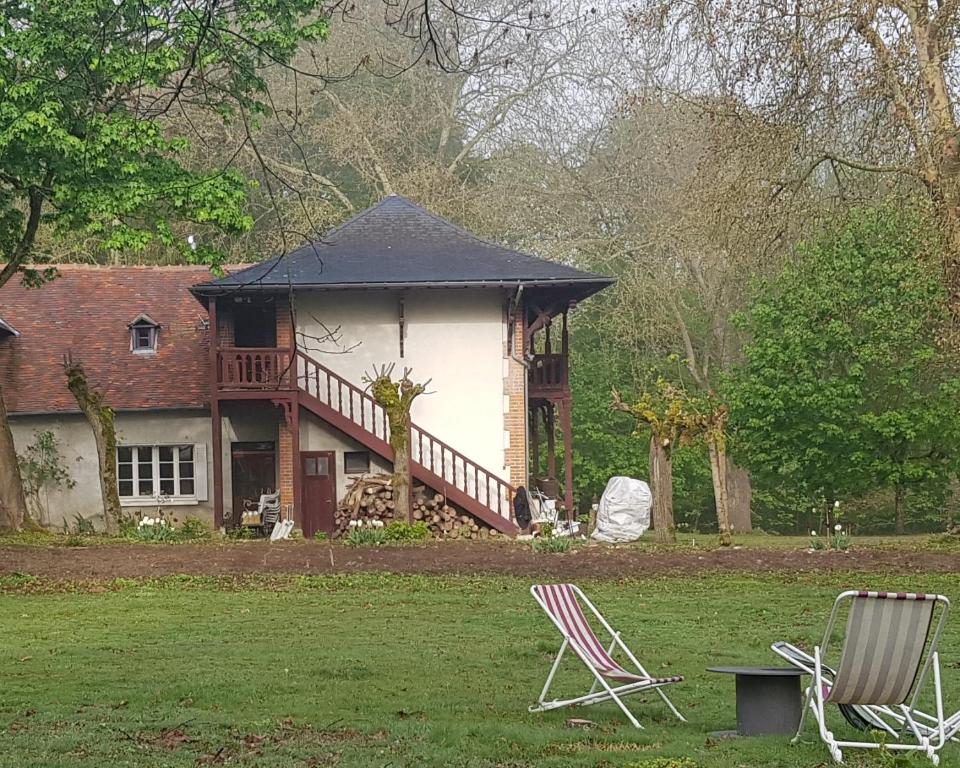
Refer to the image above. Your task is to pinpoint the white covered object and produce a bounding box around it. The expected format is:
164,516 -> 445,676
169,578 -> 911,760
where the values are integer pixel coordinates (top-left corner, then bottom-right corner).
591,476 -> 651,543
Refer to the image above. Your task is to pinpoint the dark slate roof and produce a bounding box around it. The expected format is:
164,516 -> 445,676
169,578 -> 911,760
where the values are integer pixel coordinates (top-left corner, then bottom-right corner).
192,195 -> 613,298
0,317 -> 18,337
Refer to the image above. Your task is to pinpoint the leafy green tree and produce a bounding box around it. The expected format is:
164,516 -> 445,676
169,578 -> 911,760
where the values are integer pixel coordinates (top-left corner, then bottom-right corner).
0,0 -> 329,531
568,333 -> 713,531
727,206 -> 960,533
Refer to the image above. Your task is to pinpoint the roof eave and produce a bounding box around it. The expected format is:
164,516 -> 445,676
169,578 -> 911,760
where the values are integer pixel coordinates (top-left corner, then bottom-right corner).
191,276 -> 614,296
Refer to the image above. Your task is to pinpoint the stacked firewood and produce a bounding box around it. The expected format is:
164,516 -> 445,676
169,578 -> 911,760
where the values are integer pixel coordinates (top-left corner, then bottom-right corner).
333,474 -> 399,536
412,494 -> 499,539
333,473 -> 498,539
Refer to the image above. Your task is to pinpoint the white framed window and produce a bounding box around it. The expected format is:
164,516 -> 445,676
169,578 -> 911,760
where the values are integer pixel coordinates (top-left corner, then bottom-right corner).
128,313 -> 160,354
131,325 -> 157,353
117,444 -> 208,505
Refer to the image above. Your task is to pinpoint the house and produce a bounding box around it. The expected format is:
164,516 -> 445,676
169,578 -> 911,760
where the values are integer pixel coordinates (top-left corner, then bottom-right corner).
1,196 -> 613,534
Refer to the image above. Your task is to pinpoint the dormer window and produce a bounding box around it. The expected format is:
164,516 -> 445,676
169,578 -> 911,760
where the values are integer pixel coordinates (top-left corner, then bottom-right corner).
128,313 -> 160,354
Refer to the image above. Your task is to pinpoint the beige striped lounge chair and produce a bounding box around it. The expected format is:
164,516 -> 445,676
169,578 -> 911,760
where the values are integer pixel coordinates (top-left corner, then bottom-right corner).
781,590 -> 951,764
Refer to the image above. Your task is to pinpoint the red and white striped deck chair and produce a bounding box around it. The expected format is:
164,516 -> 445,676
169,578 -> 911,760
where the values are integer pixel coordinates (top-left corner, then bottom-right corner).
528,584 -> 685,728
782,590 -> 951,765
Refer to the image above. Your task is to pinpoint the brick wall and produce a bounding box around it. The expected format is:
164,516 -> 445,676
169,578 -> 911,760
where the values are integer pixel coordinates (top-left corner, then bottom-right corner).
275,298 -> 296,516
503,302 -> 528,488
217,308 -> 234,347
276,297 -> 292,348
278,414 -> 295,512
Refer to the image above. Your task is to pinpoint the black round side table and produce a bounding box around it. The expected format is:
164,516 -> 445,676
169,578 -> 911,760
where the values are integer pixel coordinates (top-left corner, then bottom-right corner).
707,666 -> 805,736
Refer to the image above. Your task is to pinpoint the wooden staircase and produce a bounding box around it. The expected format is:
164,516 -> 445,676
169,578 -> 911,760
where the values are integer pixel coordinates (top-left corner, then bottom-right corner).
294,352 -> 518,534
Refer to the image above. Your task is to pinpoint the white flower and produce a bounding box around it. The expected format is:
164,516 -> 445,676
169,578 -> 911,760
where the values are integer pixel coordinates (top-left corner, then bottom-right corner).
834,523 -> 842,532
372,519 -> 383,528
834,500 -> 841,509
811,531 -> 817,536
349,520 -> 359,528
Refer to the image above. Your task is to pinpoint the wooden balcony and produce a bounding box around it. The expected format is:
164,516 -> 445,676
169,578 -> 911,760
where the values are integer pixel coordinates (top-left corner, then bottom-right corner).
528,352 -> 568,396
217,347 -> 293,390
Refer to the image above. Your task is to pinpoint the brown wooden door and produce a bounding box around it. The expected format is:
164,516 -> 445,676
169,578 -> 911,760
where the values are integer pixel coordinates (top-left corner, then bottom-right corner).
301,451 -> 336,537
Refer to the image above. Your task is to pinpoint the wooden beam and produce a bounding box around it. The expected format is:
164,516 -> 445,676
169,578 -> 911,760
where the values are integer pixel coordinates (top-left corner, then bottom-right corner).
292,394 -> 301,527
530,407 -> 540,479
546,402 -> 556,479
559,397 -> 574,523
209,297 -> 224,529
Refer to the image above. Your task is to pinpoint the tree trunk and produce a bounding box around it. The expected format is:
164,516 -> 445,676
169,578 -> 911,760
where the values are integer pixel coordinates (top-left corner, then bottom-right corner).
708,440 -> 732,546
0,381 -> 28,532
648,434 -> 675,544
393,434 -> 412,523
64,359 -> 120,533
894,481 -> 906,536
725,459 -> 753,533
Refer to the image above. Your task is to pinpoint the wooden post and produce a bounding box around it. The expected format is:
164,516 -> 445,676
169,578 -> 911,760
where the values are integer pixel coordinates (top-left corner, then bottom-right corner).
530,407 -> 540,480
546,402 -> 556,479
559,398 -> 574,522
561,310 -> 569,386
209,297 -> 224,530
292,394 -> 301,526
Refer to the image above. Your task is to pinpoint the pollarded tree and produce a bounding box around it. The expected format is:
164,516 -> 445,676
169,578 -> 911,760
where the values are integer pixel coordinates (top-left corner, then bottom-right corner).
728,205 -> 960,533
612,381 -> 702,544
364,365 -> 430,523
0,0 -> 331,532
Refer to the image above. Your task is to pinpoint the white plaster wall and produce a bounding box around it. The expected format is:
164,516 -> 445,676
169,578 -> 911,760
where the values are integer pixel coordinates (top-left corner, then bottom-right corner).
299,410 -> 392,501
9,410 -> 214,531
296,288 -> 507,475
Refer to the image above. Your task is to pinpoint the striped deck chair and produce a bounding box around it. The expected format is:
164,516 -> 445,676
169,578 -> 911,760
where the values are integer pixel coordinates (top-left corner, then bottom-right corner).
528,584 -> 685,729
780,590 -> 951,765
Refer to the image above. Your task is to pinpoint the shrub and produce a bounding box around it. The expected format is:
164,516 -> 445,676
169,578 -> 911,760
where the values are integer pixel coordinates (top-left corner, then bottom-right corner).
130,515 -> 178,542
17,430 -> 76,526
344,522 -> 386,547
531,535 -> 578,554
313,531 -> 328,541
179,518 -> 210,540
225,526 -> 255,540
383,521 -> 430,542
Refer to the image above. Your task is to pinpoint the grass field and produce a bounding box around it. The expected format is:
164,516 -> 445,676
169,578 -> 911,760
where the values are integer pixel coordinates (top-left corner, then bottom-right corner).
2,571 -> 958,767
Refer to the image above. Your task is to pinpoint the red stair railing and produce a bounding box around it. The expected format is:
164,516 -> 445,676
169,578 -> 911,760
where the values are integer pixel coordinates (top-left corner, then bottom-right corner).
295,351 -> 514,523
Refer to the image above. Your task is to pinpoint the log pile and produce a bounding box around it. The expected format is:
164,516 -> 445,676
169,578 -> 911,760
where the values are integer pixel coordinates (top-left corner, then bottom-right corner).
334,473 -> 499,539
412,494 -> 499,540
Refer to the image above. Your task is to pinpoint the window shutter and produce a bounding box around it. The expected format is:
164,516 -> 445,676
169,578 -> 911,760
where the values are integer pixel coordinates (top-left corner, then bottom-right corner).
194,443 -> 209,501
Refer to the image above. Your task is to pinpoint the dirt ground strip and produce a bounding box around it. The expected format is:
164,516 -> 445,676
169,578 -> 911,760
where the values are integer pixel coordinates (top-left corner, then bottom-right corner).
1,541 -> 959,580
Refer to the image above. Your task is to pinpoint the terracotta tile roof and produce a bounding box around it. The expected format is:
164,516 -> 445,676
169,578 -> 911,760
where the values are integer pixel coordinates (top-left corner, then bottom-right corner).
0,266 -> 212,414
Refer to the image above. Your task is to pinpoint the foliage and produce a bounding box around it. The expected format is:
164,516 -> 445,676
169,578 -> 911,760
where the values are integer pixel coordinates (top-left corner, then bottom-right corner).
343,522 -> 387,548
313,531 -> 328,541
727,207 -> 960,532
178,518 -> 210,541
530,534 -> 579,554
122,513 -> 209,542
62,513 -> 95,536
225,525 -> 255,541
382,521 -> 431,543
128,515 -> 179,542
568,336 -> 713,525
0,0 -> 329,283
16,430 -> 75,525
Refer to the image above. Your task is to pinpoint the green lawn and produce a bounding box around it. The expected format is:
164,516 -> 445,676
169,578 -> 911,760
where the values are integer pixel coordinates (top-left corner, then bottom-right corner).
2,572 -> 958,767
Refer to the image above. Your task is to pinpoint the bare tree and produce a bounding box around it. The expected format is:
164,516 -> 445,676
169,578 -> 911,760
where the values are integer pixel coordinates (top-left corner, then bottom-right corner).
626,0 -> 960,300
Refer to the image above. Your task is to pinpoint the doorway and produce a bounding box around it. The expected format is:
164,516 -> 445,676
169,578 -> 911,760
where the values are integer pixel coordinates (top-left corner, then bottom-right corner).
230,442 -> 276,529
301,451 -> 337,537
233,302 -> 277,347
